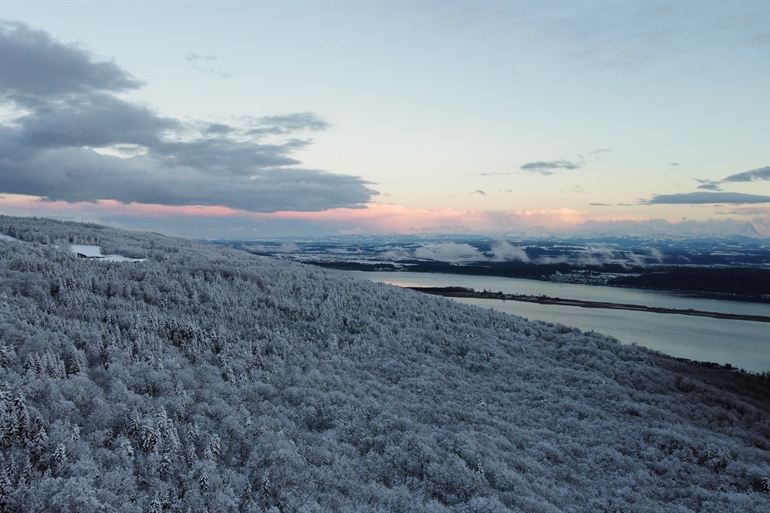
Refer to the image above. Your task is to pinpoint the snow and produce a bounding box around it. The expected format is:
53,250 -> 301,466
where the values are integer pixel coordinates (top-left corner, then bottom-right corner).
68,244 -> 145,262
69,244 -> 102,257
0,234 -> 18,242
2,215 -> 769,512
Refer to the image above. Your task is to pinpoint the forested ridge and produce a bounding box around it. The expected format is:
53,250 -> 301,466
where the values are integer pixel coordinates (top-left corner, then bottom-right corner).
0,216 -> 769,512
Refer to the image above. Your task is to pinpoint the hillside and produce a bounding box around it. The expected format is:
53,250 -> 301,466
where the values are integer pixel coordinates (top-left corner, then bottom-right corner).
0,216 -> 769,512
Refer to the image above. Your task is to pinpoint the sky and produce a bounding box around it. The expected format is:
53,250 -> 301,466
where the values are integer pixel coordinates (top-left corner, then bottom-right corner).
1,1 -> 770,239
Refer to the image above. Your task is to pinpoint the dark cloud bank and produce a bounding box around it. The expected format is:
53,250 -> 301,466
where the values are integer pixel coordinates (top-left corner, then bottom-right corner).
723,166 -> 770,183
643,191 -> 770,205
0,21 -> 376,212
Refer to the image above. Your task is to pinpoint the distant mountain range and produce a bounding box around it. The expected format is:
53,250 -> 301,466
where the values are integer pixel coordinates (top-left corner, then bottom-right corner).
1,216 -> 769,511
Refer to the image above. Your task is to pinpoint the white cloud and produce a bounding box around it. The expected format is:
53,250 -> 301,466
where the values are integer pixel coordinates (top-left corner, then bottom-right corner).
413,242 -> 485,262
490,239 -> 529,262
378,247 -> 412,261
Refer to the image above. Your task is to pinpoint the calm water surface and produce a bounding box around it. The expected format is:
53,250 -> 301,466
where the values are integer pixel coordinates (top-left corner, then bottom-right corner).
338,271 -> 770,373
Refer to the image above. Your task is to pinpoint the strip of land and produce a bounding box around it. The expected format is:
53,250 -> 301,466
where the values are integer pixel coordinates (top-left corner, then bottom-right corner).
408,286 -> 770,324
305,259 -> 770,303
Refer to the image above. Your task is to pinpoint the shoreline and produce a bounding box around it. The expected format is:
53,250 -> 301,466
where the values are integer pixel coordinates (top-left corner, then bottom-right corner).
408,286 -> 770,324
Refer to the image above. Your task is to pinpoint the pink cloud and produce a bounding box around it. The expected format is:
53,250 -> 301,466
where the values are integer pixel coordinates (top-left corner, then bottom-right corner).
4,195 -> 760,237
251,203 -> 593,234
0,195 -> 598,233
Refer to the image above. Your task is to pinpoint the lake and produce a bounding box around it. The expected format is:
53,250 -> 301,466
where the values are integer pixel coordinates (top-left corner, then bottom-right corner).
337,270 -> 770,373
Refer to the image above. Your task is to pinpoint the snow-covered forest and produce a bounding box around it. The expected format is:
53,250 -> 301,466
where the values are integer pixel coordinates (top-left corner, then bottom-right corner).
0,216 -> 768,512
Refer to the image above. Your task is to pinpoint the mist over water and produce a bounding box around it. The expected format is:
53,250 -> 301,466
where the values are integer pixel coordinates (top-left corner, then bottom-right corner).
341,271 -> 770,373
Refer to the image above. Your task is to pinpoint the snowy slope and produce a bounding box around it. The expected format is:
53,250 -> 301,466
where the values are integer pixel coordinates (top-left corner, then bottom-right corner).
0,216 -> 768,512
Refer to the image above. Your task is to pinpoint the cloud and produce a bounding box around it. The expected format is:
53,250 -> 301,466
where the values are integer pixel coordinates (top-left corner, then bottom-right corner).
520,149 -> 610,175
532,245 -> 660,269
413,242 -> 486,262
378,247 -> 412,261
520,159 -> 583,175
694,178 -> 723,191
687,165 -> 770,194
571,185 -> 588,195
5,195 -> 768,238
185,53 -> 216,62
490,239 -> 529,262
642,192 -> 770,205
185,53 -> 231,78
722,166 -> 770,183
589,203 -> 611,206
471,189 -> 486,195
643,247 -> 664,261
0,21 -> 376,213
247,112 -> 330,136
727,205 -> 770,216
206,123 -> 233,135
0,21 -> 141,101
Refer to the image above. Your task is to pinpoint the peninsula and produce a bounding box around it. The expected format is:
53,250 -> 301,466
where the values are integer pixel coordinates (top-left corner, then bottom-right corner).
408,286 -> 770,324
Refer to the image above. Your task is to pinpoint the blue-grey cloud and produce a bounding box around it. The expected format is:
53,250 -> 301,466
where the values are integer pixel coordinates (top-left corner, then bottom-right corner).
722,166 -> 770,183
0,21 -> 376,212
589,203 -> 611,207
520,159 -> 582,175
520,149 -> 610,175
689,166 -> 770,193
642,192 -> 770,205
694,179 -> 723,191
17,93 -> 175,149
185,53 -> 216,62
247,112 -> 330,136
206,123 -> 233,135
0,21 -> 141,102
185,53 -> 231,78
471,190 -> 486,195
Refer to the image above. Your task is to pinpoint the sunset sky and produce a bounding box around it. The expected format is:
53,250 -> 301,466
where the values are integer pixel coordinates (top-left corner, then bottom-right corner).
1,1 -> 769,238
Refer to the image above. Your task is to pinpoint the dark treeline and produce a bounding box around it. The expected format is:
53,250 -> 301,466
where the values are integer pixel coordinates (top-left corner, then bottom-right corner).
612,267 -> 770,301
313,259 -> 611,278
0,216 -> 769,512
311,261 -> 770,302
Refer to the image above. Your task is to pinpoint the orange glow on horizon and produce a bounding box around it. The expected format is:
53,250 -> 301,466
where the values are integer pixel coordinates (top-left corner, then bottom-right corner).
0,194 -> 745,235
